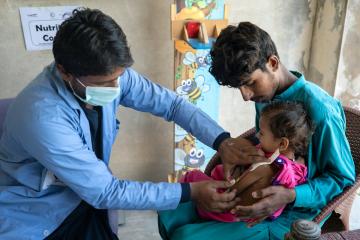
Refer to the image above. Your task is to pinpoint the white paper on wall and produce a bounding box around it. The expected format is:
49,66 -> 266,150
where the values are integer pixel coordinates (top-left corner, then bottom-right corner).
19,6 -> 80,51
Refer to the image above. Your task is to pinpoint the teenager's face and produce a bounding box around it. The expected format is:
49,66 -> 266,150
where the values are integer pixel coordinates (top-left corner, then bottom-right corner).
237,56 -> 280,103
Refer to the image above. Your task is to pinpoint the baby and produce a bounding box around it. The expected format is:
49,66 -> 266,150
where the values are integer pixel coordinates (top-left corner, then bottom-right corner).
181,101 -> 314,222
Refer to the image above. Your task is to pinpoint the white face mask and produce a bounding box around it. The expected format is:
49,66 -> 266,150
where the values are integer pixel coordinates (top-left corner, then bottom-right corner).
70,77 -> 121,107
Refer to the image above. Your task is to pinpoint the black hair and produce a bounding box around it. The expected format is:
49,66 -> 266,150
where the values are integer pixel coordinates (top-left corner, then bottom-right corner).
53,8 -> 134,77
209,22 -> 279,88
261,101 -> 314,157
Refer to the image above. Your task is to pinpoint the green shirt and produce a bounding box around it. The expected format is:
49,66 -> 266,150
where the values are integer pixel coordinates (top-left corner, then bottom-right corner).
255,72 -> 355,210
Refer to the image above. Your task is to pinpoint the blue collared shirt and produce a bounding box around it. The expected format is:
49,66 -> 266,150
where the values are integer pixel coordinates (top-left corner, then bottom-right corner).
0,62 -> 225,239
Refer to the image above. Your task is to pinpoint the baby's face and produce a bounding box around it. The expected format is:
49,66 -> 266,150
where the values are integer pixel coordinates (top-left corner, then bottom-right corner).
256,116 -> 281,153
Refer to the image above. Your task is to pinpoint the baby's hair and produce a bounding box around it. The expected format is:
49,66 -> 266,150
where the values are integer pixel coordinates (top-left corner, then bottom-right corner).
261,101 -> 314,156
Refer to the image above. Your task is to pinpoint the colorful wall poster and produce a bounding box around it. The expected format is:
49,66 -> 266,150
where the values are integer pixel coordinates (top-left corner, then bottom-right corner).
173,0 -> 225,172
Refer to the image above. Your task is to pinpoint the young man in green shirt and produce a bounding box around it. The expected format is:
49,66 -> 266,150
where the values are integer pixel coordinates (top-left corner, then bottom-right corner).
158,22 -> 355,240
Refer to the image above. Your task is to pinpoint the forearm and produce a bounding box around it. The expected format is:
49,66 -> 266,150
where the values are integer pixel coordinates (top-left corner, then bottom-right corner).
119,68 -> 226,148
91,178 -> 183,210
294,173 -> 354,209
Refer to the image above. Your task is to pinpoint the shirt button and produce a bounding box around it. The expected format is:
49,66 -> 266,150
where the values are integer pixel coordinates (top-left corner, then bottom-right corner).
43,230 -> 50,237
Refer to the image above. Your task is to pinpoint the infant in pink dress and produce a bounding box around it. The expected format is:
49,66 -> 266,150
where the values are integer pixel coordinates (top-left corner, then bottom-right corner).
180,151 -> 307,222
181,101 -> 313,223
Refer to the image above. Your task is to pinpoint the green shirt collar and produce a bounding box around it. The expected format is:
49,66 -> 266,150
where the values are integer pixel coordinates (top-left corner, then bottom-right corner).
274,71 -> 305,100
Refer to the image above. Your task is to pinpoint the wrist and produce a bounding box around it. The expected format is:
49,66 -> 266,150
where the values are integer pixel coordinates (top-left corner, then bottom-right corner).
288,188 -> 296,203
189,182 -> 200,201
190,182 -> 196,201
180,183 -> 191,203
218,138 -> 232,154
213,132 -> 231,151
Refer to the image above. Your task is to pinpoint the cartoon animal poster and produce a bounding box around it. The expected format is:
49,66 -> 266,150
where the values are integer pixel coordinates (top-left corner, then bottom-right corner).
174,0 -> 225,172
175,0 -> 224,20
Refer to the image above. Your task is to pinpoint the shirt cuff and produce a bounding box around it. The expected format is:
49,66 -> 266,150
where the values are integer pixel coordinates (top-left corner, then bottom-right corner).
213,132 -> 231,151
180,183 -> 191,203
293,183 -> 312,208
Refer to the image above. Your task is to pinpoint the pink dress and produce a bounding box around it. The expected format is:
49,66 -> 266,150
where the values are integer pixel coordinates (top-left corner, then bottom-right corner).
180,153 -> 307,222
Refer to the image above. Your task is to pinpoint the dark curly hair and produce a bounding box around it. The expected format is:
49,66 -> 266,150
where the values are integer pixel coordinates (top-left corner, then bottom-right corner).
53,8 -> 134,77
261,101 -> 314,157
209,22 -> 279,88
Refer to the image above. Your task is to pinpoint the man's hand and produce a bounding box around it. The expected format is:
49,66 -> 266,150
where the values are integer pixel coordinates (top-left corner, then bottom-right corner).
218,137 -> 266,180
190,180 -> 239,213
230,186 -> 296,227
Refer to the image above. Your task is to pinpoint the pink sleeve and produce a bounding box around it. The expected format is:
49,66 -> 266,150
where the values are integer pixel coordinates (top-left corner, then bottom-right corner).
211,164 -> 225,181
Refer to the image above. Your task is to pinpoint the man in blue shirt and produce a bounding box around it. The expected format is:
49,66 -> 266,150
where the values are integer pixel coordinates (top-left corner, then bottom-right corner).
0,9 -> 256,240
158,22 -> 355,239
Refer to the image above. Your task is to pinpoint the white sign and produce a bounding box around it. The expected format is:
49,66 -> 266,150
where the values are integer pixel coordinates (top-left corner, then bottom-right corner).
19,6 -> 80,51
